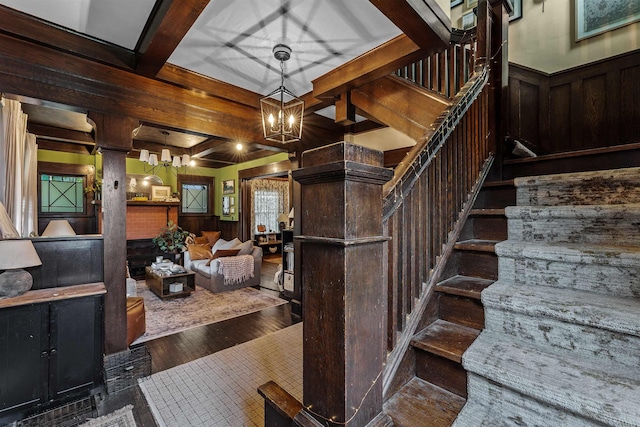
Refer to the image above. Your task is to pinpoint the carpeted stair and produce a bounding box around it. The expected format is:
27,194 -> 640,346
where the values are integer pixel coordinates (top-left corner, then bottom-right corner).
453,167 -> 640,426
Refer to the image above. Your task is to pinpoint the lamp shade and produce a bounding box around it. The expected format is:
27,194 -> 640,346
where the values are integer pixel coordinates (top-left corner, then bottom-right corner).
41,220 -> 76,237
172,156 -> 182,167
181,154 -> 190,166
277,213 -> 289,224
148,154 -> 159,166
139,149 -> 150,163
288,207 -> 294,219
161,149 -> 171,162
0,240 -> 42,269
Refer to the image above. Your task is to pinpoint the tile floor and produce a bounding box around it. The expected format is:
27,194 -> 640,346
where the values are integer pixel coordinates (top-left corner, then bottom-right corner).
139,322 -> 303,427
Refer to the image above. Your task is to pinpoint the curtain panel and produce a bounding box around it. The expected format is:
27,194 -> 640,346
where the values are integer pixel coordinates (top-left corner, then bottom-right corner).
0,98 -> 38,237
250,179 -> 289,237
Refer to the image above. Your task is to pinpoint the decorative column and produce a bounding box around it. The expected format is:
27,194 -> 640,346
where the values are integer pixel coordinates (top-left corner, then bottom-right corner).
292,142 -> 393,427
88,112 -> 138,354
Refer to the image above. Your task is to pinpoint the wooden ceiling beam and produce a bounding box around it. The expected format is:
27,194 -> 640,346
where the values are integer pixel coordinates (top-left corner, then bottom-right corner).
0,32 -> 294,150
27,123 -> 94,144
135,0 -> 210,78
0,5 -> 135,70
157,64 -> 262,108
36,139 -> 94,155
369,0 -> 450,49
312,34 -> 431,100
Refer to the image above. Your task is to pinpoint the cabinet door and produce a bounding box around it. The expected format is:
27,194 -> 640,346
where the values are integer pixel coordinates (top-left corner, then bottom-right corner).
0,304 -> 48,416
49,296 -> 103,400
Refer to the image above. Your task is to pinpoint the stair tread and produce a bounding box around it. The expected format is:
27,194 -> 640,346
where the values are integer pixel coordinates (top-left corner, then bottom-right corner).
455,239 -> 499,252
506,203 -> 640,218
384,377 -> 466,427
436,275 -> 494,300
483,280 -> 640,337
495,240 -> 640,267
463,331 -> 640,425
412,320 -> 480,363
469,208 -> 506,216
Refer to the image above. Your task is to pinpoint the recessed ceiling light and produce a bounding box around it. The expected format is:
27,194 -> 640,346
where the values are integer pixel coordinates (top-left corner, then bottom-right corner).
236,143 -> 243,151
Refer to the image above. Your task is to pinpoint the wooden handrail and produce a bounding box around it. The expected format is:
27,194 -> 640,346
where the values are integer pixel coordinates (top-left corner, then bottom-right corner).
381,0 -> 502,396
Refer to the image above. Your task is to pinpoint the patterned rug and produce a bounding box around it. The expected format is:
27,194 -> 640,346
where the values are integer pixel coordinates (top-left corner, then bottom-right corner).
79,405 -> 136,427
132,281 -> 287,344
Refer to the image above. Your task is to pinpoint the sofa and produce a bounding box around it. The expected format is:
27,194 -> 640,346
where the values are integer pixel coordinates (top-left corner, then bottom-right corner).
183,237 -> 262,293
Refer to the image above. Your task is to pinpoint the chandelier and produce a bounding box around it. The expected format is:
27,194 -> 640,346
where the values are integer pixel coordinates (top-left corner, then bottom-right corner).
138,130 -> 191,174
260,44 -> 304,144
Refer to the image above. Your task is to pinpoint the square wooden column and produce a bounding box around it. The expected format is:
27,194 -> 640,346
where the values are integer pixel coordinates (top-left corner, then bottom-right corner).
292,142 -> 393,427
88,112 -> 138,354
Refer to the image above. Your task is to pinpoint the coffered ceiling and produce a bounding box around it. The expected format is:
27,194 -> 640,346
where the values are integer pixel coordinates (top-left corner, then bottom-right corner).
0,0 -> 448,167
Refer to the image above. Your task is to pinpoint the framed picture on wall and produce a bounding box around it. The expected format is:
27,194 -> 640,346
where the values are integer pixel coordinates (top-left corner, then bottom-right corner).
222,196 -> 230,215
576,0 -> 640,41
151,185 -> 172,201
509,0 -> 522,22
222,179 -> 235,194
462,10 -> 476,30
465,0 -> 477,8
451,0 -> 463,7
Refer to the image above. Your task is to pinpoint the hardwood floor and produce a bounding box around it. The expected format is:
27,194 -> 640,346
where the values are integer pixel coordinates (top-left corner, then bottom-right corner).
100,257 -> 298,427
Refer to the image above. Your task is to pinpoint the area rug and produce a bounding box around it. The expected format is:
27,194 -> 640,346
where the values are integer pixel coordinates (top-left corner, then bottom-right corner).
79,405 -> 136,427
139,323 -> 302,427
132,281 -> 287,344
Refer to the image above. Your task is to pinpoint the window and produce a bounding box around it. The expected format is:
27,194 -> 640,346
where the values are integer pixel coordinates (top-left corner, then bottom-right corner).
40,174 -> 85,213
250,178 -> 289,235
181,183 -> 209,214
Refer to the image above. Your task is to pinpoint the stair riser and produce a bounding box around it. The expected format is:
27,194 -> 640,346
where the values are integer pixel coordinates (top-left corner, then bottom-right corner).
507,213 -> 640,245
438,294 -> 484,330
415,350 -> 467,398
452,374 -> 602,427
483,308 -> 640,368
498,256 -> 640,298
515,174 -> 640,207
454,251 -> 498,281
474,186 -> 516,209
460,216 -> 508,241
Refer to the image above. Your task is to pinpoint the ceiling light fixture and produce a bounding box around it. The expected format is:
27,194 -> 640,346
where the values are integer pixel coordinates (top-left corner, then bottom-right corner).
260,44 -> 304,144
138,130 -> 192,174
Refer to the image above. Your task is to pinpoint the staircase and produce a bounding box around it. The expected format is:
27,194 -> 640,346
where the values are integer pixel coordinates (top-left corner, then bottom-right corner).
453,166 -> 640,426
384,178 -> 512,426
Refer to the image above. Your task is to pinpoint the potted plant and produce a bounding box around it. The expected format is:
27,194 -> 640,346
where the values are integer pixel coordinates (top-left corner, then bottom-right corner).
153,221 -> 190,253
85,179 -> 102,200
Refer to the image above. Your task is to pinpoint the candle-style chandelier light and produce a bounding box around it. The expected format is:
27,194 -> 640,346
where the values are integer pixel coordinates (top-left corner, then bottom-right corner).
138,130 -> 192,174
260,44 -> 304,144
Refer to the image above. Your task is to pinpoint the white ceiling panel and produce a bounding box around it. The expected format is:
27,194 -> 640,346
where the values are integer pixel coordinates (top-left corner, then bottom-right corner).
168,0 -> 401,95
0,0 -> 156,49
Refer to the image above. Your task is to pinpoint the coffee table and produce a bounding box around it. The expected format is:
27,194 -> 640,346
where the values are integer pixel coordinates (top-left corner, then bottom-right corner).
145,266 -> 195,299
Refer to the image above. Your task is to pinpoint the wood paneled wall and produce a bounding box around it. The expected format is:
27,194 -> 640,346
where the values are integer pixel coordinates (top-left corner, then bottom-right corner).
508,50 -> 640,154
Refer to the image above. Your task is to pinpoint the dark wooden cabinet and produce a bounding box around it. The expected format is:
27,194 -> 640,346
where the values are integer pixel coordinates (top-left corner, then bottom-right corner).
0,285 -> 104,425
255,232 -> 282,255
127,238 -> 179,279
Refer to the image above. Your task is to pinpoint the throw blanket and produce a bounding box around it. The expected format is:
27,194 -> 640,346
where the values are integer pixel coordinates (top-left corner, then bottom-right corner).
218,255 -> 254,286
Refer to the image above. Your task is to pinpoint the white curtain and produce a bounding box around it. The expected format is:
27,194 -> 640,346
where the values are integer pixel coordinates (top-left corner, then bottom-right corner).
0,98 -> 38,237
250,178 -> 289,237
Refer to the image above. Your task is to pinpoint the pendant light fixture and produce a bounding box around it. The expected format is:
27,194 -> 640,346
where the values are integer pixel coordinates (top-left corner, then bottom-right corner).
260,44 -> 304,144
138,130 -> 192,174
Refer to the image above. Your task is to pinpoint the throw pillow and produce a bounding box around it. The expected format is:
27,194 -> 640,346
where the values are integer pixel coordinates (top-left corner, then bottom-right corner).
201,230 -> 221,247
193,236 -> 209,245
206,248 -> 240,266
214,238 -> 238,250
187,243 -> 213,260
235,239 -> 254,256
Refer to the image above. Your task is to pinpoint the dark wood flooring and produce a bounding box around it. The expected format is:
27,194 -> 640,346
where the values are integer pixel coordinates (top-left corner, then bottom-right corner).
98,257 -> 299,427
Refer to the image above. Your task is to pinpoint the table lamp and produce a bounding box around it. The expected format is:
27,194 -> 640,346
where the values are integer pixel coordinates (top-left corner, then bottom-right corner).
277,213 -> 289,231
0,239 -> 42,298
41,220 -> 76,237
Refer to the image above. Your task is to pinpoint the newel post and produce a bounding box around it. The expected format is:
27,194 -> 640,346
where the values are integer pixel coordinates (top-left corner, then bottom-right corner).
291,142 -> 393,427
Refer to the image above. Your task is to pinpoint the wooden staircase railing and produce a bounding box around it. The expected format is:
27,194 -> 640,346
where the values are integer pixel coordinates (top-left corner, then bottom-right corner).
382,0 -> 508,395
395,29 -> 477,100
